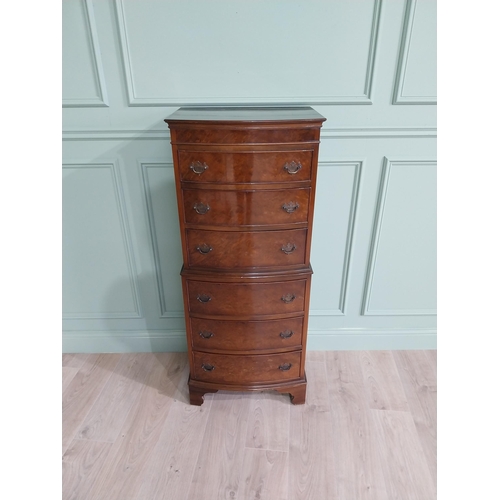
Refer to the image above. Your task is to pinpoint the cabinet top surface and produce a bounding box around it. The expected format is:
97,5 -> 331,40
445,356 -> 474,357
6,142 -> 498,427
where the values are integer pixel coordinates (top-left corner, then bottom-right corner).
165,106 -> 326,124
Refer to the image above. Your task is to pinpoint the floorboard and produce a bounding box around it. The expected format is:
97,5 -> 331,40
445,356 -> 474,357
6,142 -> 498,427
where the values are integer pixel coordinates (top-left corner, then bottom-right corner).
62,367 -> 80,394
393,350 -> 437,486
62,439 -> 113,500
371,409 -> 437,500
76,353 -> 154,443
245,391 -> 290,452
326,351 -> 388,500
288,359 -> 336,500
187,393 -> 250,500
62,354 -> 122,455
87,353 -> 187,500
135,396 -> 212,500
239,449 -> 288,500
360,351 -> 410,412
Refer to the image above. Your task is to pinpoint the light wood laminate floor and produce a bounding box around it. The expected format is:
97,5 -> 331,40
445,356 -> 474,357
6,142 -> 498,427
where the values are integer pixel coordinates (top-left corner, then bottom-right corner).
62,351 -> 437,500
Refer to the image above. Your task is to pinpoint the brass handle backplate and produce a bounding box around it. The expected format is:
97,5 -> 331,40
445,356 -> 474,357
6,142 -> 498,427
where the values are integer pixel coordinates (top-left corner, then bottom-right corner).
190,161 -> 209,175
197,294 -> 212,303
282,202 -> 299,213
281,243 -> 297,255
193,202 -> 210,214
279,363 -> 292,371
281,293 -> 296,304
196,243 -> 213,255
202,363 -> 215,372
279,330 -> 294,339
283,161 -> 302,174
199,331 -> 214,339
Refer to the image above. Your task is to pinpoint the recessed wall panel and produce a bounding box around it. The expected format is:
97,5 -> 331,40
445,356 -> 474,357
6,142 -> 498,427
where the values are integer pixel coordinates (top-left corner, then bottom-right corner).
310,162 -> 361,314
117,0 -> 380,104
364,160 -> 437,314
62,163 -> 140,317
393,0 -> 437,103
62,0 -> 108,106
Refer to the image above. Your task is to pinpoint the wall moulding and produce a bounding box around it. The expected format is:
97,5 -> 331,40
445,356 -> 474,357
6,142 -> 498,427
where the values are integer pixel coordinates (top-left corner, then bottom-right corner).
307,327 -> 436,350
62,126 -> 437,141
62,330 -> 188,353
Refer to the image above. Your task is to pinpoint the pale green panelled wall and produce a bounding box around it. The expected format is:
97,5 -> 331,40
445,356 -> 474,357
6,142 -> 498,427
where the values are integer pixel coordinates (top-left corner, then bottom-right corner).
62,0 -> 437,352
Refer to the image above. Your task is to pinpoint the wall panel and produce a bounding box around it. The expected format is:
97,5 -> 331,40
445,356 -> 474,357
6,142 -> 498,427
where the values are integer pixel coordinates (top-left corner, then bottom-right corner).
62,162 -> 140,318
116,0 -> 381,105
310,161 -> 362,315
393,0 -> 437,104
62,0 -> 109,107
362,159 -> 437,315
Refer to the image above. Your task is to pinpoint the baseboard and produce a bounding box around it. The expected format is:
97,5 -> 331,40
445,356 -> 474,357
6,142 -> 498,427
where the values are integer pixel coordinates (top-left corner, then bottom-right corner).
307,329 -> 436,350
62,331 -> 188,353
62,328 -> 436,353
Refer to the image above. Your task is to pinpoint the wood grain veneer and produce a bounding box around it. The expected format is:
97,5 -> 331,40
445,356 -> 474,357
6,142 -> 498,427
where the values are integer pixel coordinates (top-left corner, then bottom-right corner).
182,187 -> 311,226
178,149 -> 314,183
186,279 -> 307,317
192,351 -> 302,385
190,316 -> 304,352
186,228 -> 308,269
165,107 -> 325,405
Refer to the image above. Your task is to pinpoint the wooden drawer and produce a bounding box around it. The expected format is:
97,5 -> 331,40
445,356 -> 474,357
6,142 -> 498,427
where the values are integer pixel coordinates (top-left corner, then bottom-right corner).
182,188 -> 310,227
186,228 -> 307,269
186,279 -> 307,317
192,351 -> 302,384
178,150 -> 313,183
174,127 -> 319,145
191,317 -> 304,351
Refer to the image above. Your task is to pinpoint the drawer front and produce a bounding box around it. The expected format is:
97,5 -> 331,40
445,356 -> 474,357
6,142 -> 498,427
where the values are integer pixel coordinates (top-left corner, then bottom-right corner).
191,317 -> 304,351
187,279 -> 307,316
174,127 -> 319,145
192,351 -> 302,384
178,150 -> 313,183
182,188 -> 310,226
187,229 -> 307,269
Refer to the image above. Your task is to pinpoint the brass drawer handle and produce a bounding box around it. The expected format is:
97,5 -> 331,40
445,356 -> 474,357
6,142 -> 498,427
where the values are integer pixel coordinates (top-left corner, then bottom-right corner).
193,202 -> 210,214
199,331 -> 214,339
202,363 -> 215,372
281,243 -> 297,254
279,330 -> 294,339
196,243 -> 213,254
283,161 -> 302,174
281,293 -> 296,304
279,363 -> 292,371
197,294 -> 212,303
190,161 -> 209,175
282,202 -> 299,213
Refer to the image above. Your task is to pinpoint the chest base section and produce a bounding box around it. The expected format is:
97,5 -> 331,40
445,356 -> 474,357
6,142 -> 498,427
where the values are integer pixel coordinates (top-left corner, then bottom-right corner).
181,267 -> 312,405
188,374 -> 307,406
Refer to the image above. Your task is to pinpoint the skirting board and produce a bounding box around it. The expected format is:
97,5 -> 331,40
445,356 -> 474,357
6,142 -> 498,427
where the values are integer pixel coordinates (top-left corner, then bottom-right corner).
62,329 -> 436,353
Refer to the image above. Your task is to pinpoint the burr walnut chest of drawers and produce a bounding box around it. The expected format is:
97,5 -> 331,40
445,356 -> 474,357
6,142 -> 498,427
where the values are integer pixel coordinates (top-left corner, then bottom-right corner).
165,107 -> 326,405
